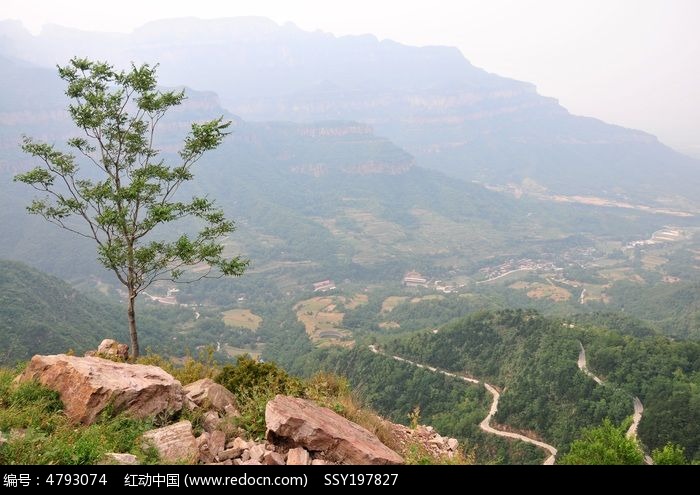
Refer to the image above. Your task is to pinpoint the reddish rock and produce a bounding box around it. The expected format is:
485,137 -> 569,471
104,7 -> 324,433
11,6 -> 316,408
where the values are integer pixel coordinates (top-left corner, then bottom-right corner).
96,339 -> 129,361
142,421 -> 197,463
184,379 -> 237,413
18,354 -> 184,424
266,395 -> 403,465
263,451 -> 285,465
209,430 -> 226,459
202,411 -> 222,433
218,447 -> 242,461
248,443 -> 266,463
196,432 -> 213,463
229,437 -> 252,450
286,447 -> 310,465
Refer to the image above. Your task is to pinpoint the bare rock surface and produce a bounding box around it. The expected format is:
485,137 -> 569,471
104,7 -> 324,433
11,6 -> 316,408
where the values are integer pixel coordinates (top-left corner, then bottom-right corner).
266,395 -> 403,465
286,446 -> 311,465
142,421 -> 197,463
96,339 -> 129,361
184,378 -> 237,413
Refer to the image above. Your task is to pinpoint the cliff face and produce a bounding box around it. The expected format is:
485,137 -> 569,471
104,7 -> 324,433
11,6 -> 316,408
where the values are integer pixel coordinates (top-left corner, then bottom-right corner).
285,123 -> 414,176
0,55 -> 412,179
231,121 -> 416,177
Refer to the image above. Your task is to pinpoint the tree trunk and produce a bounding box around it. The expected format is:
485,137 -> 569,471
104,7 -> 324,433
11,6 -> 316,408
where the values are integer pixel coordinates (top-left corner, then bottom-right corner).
127,292 -> 139,359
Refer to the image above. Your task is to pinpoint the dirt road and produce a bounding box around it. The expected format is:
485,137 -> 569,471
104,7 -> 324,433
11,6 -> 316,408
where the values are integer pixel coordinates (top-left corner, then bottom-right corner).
577,342 -> 652,464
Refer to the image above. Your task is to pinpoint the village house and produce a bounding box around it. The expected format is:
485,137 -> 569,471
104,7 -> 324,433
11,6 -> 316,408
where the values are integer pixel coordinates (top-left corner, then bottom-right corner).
312,280 -> 336,292
403,271 -> 428,287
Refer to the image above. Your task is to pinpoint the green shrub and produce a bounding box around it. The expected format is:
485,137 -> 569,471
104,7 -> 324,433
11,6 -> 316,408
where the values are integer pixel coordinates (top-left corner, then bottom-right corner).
216,355 -> 304,438
652,443 -> 688,465
137,347 -> 218,385
216,355 -> 304,395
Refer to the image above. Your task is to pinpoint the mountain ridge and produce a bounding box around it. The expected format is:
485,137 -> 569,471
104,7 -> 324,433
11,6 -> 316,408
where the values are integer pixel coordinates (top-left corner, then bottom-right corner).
1,17 -> 697,207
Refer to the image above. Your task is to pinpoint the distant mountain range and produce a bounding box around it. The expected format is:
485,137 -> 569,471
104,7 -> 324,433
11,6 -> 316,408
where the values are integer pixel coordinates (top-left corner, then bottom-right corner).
0,52 -> 685,288
1,17 -> 698,208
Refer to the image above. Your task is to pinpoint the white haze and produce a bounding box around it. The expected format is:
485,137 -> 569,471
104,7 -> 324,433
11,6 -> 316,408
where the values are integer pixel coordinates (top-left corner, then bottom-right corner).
3,0 -> 699,156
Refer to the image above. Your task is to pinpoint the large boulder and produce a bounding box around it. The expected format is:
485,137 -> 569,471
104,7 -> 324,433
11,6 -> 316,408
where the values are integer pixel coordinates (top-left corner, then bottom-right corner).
18,354 -> 184,424
142,421 -> 197,463
183,378 -> 237,413
266,395 -> 403,465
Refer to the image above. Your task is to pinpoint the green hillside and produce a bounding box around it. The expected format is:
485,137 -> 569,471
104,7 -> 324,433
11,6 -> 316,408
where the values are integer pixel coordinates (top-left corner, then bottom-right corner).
269,309 -> 700,463
0,260 -> 203,364
0,259 -> 126,362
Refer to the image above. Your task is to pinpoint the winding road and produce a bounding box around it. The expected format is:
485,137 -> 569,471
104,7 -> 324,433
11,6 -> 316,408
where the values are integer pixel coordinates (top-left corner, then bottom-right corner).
577,342 -> 643,438
368,345 -> 558,465
577,343 -> 603,385
370,340 -> 653,465
577,342 -> 652,464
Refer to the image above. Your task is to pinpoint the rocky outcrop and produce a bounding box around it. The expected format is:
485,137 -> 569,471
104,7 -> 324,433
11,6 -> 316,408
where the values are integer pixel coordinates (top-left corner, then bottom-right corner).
340,161 -> 414,176
18,354 -> 184,424
96,339 -> 129,361
296,124 -> 373,138
388,424 -> 460,459
265,395 -> 403,465
142,421 -> 198,463
290,160 -> 413,177
184,378 -> 237,414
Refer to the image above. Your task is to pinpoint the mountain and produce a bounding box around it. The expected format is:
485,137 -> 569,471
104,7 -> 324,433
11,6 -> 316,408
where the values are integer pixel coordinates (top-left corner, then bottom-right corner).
2,18 -> 698,208
0,259 -> 224,364
1,54 -> 684,283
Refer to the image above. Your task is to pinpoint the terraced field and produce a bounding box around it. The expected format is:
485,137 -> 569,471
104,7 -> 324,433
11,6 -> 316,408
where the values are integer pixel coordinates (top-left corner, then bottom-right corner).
222,309 -> 263,331
294,296 -> 352,345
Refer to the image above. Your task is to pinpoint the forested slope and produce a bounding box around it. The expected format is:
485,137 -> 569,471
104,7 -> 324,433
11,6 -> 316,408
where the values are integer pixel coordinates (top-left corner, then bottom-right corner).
267,309 -> 700,462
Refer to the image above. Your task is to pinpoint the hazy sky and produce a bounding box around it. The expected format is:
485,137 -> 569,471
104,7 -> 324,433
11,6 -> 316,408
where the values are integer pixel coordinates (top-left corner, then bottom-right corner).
3,0 -> 699,155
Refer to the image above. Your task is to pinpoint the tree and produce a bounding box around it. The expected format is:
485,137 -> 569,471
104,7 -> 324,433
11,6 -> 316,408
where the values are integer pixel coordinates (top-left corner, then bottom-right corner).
14,58 -> 248,358
559,418 -> 644,465
651,443 -> 688,465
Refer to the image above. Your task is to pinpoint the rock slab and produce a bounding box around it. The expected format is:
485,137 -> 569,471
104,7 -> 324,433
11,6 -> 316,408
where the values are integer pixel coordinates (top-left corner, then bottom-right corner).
18,354 -> 184,424
142,421 -> 197,463
266,395 -> 403,465
183,378 -> 237,413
